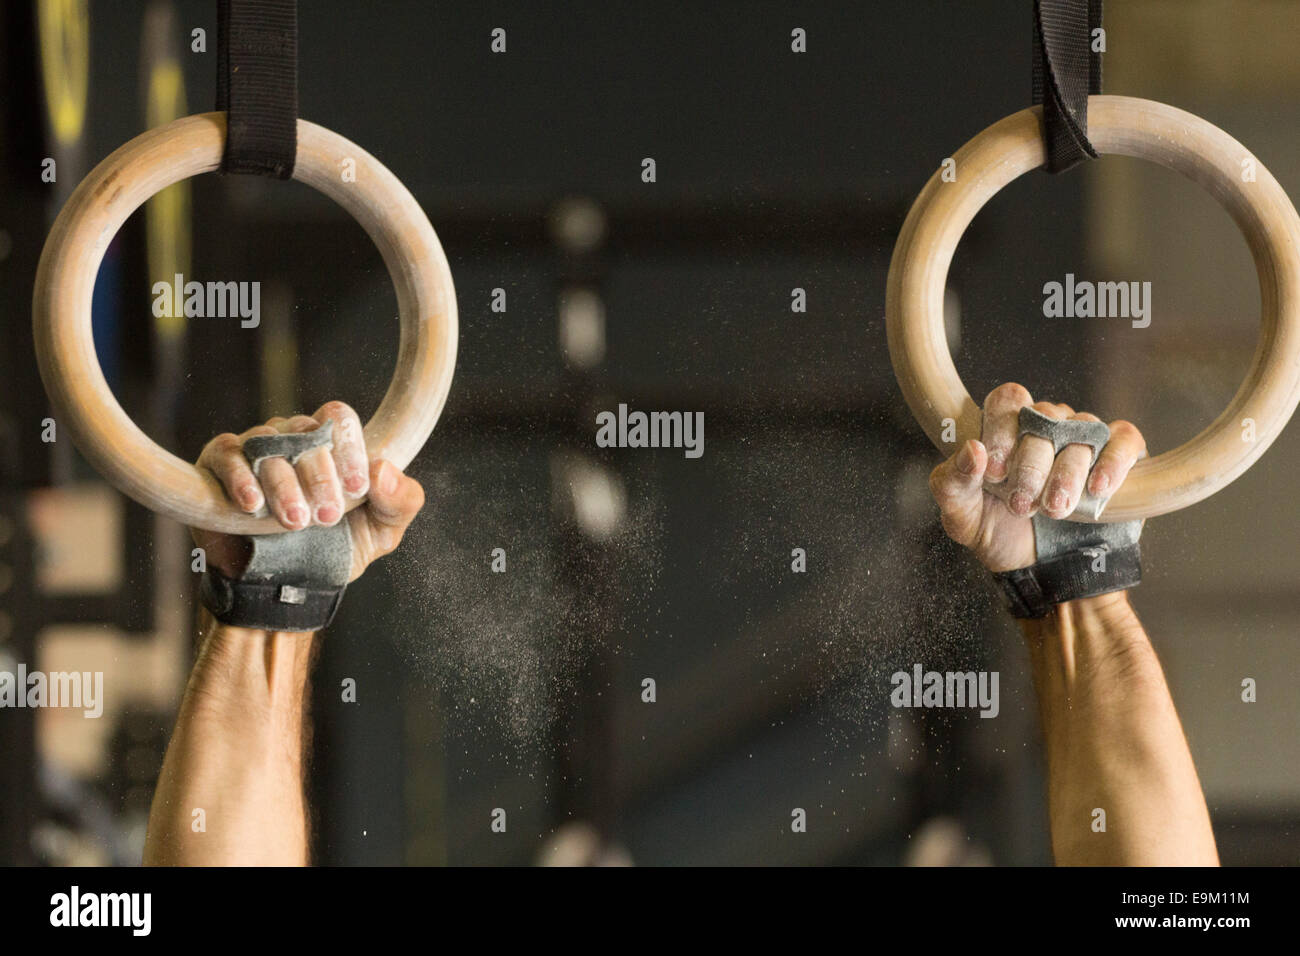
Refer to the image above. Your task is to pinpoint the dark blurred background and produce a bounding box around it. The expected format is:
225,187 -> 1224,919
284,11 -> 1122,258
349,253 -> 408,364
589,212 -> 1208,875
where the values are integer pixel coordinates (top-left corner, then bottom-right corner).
1,0 -> 1297,865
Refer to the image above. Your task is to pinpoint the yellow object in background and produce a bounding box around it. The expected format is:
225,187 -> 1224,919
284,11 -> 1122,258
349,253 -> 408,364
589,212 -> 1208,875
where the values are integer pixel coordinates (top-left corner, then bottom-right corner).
143,12 -> 191,341
37,0 -> 89,147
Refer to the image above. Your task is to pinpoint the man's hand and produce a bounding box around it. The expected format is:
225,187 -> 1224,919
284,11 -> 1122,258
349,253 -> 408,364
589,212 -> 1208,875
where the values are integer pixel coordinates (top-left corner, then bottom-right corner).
191,400 -> 425,582
927,382 -> 1147,572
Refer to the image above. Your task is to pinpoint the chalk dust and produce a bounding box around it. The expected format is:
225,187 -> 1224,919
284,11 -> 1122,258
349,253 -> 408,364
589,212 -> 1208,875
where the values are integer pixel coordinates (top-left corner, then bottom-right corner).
377,416 -> 993,767
383,447 -> 664,755
705,418 -> 994,746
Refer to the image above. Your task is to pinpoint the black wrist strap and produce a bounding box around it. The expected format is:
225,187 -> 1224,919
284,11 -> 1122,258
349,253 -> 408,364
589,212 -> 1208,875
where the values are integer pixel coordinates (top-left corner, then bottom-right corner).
201,563 -> 347,632
992,539 -> 1140,619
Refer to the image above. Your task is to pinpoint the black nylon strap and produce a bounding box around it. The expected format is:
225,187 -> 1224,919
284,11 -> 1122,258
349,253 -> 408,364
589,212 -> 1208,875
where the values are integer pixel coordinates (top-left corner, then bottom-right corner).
1031,0 -> 1103,173
201,569 -> 347,632
992,543 -> 1140,619
216,0 -> 298,178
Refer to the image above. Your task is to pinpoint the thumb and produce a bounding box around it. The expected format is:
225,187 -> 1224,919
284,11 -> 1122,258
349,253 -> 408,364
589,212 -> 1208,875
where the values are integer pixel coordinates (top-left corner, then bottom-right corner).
929,439 -> 989,549
364,460 -> 425,531
348,460 -> 425,580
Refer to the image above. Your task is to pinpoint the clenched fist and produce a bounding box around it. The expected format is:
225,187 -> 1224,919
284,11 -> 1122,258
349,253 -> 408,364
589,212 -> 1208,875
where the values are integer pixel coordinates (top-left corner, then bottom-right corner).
192,400 -> 425,583
928,383 -> 1146,572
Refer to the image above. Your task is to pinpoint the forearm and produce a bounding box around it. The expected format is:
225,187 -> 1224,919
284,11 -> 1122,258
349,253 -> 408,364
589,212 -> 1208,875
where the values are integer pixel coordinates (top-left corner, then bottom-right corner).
144,609 -> 319,865
1022,592 -> 1218,866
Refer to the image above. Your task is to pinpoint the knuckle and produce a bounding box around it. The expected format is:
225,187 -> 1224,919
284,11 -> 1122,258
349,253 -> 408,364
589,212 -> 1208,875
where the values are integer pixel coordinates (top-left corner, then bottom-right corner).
1058,445 -> 1093,473
929,461 -> 964,499
1109,419 -> 1143,444
267,469 -> 300,498
337,415 -> 363,447
318,400 -> 356,422
210,432 -> 241,456
1015,433 -> 1052,459
306,474 -> 341,501
987,382 -> 1032,408
984,441 -> 1013,466
1090,460 -> 1118,485
1049,467 -> 1084,496
1013,463 -> 1047,488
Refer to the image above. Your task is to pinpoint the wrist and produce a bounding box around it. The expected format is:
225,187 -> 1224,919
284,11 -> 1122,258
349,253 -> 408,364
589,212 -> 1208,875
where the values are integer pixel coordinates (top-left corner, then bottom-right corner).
1020,589 -> 1155,683
192,609 -> 319,720
1019,588 -> 1138,633
199,605 -> 315,653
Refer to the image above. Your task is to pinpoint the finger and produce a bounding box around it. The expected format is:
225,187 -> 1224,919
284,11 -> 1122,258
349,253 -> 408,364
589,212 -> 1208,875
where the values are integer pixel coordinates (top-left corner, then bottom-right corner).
258,456 -> 310,530
1041,412 -> 1099,519
295,442 -> 344,526
1004,400 -> 1065,517
313,401 -> 369,499
197,429 -> 269,513
929,439 -> 988,548
1088,419 -> 1147,499
268,414 -> 342,526
980,382 -> 1033,483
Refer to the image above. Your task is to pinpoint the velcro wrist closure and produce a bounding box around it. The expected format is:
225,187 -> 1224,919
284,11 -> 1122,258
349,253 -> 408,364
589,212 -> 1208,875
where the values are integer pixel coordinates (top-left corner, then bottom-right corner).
992,541 -> 1141,619
201,569 -> 346,632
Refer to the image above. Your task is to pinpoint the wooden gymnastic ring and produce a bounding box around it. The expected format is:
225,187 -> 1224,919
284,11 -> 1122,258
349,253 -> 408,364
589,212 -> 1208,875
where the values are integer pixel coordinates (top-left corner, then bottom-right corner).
887,95 -> 1300,522
33,112 -> 457,534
